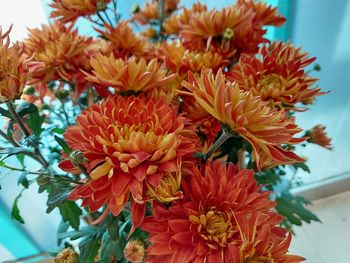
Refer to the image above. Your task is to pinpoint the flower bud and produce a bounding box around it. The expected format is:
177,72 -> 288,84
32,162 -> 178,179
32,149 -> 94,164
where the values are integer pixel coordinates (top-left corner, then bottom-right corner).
222,28 -> 234,41
131,4 -> 140,13
69,150 -> 87,166
124,240 -> 146,263
55,89 -> 69,101
54,248 -> 77,263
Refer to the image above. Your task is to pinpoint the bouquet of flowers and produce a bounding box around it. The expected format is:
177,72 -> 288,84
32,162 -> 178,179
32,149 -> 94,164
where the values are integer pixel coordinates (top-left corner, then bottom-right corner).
0,0 -> 333,262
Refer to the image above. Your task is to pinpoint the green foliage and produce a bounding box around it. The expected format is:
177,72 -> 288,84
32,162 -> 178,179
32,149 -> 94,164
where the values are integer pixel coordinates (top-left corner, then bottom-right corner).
59,201 -> 82,231
54,135 -> 72,154
17,172 -> 29,189
11,190 -> 25,224
276,192 -> 321,230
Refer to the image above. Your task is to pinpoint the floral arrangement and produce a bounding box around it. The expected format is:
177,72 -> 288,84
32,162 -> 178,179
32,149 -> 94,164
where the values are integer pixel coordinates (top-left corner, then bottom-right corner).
0,0 -> 333,262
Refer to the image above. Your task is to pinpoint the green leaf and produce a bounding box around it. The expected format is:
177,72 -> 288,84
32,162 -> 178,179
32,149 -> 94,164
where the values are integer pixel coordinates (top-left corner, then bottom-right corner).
59,201 -> 82,231
275,192 -> 321,229
79,234 -> 100,263
292,162 -> 311,173
0,107 -> 12,119
57,221 -> 70,246
106,214 -> 119,241
11,190 -> 25,224
18,172 -> 29,189
100,232 -> 123,262
16,153 -> 26,168
54,135 -> 72,154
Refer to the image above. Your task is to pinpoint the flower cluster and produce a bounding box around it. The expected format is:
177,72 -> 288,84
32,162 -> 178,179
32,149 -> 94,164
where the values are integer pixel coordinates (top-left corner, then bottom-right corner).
0,0 -> 333,262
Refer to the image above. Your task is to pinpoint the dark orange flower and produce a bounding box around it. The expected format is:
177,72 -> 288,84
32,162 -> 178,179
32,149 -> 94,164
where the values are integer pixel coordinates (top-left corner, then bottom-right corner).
182,69 -> 305,170
0,26 -> 41,102
61,95 -> 198,230
95,21 -> 150,58
308,125 -> 333,150
132,0 -> 180,25
50,0 -> 111,24
25,23 -> 92,86
228,42 -> 326,110
237,0 -> 286,26
142,160 -> 302,262
84,54 -> 176,94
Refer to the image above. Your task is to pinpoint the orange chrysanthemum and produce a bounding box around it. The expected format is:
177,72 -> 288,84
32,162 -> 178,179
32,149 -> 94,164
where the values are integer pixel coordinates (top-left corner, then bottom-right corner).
84,53 -> 176,94
132,0 -> 180,25
124,239 -> 146,263
158,42 -> 229,78
182,69 -> 305,170
50,0 -> 111,24
228,42 -> 326,109
0,26 -> 41,102
61,95 -> 198,230
237,0 -> 286,26
142,160 -> 303,263
25,23 -> 92,85
96,21 -> 150,58
308,125 -> 333,150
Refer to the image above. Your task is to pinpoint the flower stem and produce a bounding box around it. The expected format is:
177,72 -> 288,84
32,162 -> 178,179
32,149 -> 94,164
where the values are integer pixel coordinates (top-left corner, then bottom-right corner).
6,102 -> 49,168
202,128 -> 235,161
158,0 -> 165,37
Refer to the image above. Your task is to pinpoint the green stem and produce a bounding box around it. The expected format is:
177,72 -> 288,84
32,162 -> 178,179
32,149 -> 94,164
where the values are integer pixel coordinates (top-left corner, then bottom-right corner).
158,0 -> 165,37
103,10 -> 113,26
60,100 -> 70,126
6,102 -> 49,168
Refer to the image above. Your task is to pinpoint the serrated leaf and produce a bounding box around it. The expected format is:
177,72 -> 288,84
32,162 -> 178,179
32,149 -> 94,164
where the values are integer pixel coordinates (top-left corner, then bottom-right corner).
57,221 -> 70,246
54,135 -> 72,154
100,232 -> 123,262
59,201 -> 82,231
79,235 -> 100,263
18,172 -> 29,189
276,193 -> 321,228
11,191 -> 25,224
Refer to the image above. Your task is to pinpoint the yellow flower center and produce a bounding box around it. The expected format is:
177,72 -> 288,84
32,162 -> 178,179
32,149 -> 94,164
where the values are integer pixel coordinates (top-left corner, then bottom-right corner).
245,256 -> 274,263
257,74 -> 285,100
189,208 -> 235,249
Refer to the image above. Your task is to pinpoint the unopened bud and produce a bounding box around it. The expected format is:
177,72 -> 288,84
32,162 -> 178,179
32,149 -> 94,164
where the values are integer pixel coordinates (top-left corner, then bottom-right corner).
96,1 -> 107,11
222,28 -> 234,41
124,239 -> 146,263
23,86 -> 35,95
55,89 -> 69,101
313,63 -> 321,71
131,4 -> 140,13
69,150 -> 87,166
54,248 -> 77,263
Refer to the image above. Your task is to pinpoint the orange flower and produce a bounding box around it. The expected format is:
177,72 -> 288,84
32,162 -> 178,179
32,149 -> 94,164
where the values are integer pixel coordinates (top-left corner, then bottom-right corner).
124,239 -> 146,263
182,69 -> 305,170
132,0 -> 180,25
25,23 -> 92,85
142,160 -> 302,262
0,26 -> 41,102
84,54 -> 176,94
50,0 -> 111,24
158,42 -> 229,78
95,21 -> 150,58
237,0 -> 286,26
308,125 -> 333,150
62,95 -> 198,230
228,42 -> 326,109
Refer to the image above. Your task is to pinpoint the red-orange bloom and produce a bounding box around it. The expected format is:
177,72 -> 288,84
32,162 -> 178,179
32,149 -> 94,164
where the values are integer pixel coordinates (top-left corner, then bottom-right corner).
61,95 -> 198,230
182,69 -> 305,170
50,0 -> 111,24
142,160 -> 303,262
0,26 -> 41,102
229,42 -> 326,110
308,125 -> 333,150
96,21 -> 150,58
84,54 -> 176,94
237,0 -> 286,26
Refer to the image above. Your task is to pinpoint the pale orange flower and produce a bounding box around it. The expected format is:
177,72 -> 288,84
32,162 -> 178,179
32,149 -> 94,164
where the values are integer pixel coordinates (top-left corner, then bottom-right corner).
62,95 -> 198,231
142,160 -> 302,262
124,240 -> 146,263
182,69 -> 305,170
25,23 -> 92,85
84,54 -> 176,94
132,0 -> 180,25
95,21 -> 150,58
308,125 -> 333,150
0,26 -> 41,102
50,0 -> 111,24
229,42 -> 327,110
